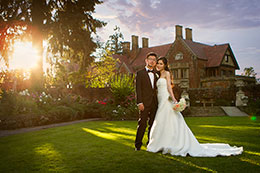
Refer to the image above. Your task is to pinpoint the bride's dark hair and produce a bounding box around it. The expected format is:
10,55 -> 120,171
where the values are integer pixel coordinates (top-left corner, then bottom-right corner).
157,56 -> 170,71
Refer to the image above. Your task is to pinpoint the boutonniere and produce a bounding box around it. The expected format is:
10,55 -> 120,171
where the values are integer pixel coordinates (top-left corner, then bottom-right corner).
155,73 -> 159,78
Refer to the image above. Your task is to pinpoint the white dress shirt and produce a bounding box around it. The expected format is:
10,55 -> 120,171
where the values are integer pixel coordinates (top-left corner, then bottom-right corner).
145,66 -> 155,89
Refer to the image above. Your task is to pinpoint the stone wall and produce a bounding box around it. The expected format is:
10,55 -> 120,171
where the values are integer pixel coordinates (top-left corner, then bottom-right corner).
71,83 -> 259,106
201,76 -> 236,88
201,75 -> 256,89
185,106 -> 226,117
188,87 -> 237,106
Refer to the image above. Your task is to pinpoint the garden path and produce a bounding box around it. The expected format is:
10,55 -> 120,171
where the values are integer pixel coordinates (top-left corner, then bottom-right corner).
221,106 -> 248,116
0,118 -> 102,138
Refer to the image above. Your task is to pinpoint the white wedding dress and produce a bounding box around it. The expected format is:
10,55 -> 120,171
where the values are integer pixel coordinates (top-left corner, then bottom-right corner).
147,78 -> 243,157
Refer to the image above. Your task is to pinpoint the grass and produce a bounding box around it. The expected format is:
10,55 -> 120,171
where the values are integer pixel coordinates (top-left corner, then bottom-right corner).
0,116 -> 260,172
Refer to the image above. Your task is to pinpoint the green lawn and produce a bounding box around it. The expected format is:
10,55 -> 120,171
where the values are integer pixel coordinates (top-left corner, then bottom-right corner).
0,116 -> 260,172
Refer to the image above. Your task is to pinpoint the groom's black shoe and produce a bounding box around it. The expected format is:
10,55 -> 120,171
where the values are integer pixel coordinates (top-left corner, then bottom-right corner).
135,148 -> 140,151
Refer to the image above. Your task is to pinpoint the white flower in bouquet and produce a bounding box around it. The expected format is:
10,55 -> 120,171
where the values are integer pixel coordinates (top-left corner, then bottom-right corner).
173,98 -> 186,112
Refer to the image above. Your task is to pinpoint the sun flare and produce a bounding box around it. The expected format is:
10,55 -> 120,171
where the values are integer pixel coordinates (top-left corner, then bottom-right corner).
9,41 -> 40,70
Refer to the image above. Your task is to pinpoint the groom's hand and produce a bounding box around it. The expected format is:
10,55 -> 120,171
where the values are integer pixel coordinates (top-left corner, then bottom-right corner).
138,103 -> 145,111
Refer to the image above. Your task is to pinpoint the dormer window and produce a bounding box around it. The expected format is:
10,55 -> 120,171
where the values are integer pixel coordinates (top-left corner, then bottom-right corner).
175,53 -> 183,60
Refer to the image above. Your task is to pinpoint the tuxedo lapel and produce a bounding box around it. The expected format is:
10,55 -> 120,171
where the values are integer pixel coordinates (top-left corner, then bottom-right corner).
144,70 -> 153,90
153,72 -> 157,89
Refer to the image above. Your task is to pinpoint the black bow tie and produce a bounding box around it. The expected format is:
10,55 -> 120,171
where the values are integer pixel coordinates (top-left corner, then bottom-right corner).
147,69 -> 154,73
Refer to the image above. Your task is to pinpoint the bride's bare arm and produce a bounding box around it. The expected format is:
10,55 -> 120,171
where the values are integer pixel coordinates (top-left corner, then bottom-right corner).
166,71 -> 177,103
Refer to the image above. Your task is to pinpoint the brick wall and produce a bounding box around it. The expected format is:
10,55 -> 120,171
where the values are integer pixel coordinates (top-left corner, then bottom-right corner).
168,39 -> 199,88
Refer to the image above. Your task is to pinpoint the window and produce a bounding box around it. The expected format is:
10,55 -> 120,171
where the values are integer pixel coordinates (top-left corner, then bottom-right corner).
208,69 -> 216,77
224,50 -> 232,63
175,53 -> 183,60
181,69 -> 184,78
172,69 -> 189,79
173,69 -> 178,79
225,55 -> 228,62
221,70 -> 226,76
181,69 -> 188,78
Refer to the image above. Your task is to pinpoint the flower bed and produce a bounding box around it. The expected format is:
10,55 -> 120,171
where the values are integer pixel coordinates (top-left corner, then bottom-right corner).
0,89 -> 138,130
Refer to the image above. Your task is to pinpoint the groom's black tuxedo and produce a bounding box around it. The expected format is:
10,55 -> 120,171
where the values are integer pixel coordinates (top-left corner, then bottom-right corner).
135,68 -> 158,150
136,69 -> 158,107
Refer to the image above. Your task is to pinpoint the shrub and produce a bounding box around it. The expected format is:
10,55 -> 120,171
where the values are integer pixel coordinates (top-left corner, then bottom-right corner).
98,102 -> 138,120
48,105 -> 78,121
29,91 -> 54,110
14,95 -> 38,114
0,90 -> 17,116
110,74 -> 135,106
70,103 -> 86,118
84,102 -> 104,118
245,97 -> 260,116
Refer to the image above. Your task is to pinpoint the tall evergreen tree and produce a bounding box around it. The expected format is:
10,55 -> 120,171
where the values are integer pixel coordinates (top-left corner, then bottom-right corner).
105,25 -> 124,54
0,0 -> 105,84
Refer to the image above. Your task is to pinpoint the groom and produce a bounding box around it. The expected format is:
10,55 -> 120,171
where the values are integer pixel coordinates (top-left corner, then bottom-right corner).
135,52 -> 158,151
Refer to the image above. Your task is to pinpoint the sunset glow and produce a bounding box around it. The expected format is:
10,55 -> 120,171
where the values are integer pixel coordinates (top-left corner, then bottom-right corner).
9,41 -> 40,70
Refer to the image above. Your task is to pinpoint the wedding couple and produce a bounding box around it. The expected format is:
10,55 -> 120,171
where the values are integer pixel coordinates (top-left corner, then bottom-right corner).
135,52 -> 243,157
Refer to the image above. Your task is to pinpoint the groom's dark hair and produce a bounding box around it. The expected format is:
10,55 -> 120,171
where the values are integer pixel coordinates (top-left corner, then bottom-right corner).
146,52 -> 158,59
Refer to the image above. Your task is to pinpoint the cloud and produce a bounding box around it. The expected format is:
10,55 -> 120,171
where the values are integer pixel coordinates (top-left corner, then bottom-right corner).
105,0 -> 260,34
93,14 -> 117,19
237,47 -> 260,55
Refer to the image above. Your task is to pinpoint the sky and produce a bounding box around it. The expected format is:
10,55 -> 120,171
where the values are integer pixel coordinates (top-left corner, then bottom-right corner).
93,0 -> 260,78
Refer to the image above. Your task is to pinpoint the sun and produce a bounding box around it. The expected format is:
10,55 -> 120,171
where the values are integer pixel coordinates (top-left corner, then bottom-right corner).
9,41 -> 40,70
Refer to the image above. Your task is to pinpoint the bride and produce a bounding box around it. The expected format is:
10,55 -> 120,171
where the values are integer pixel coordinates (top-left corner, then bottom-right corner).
147,57 -> 243,157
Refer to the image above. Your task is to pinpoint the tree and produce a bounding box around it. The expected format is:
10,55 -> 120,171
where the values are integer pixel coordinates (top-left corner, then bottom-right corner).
0,0 -> 105,87
85,50 -> 118,88
242,67 -> 257,77
83,25 -> 124,88
257,78 -> 260,84
105,25 -> 124,54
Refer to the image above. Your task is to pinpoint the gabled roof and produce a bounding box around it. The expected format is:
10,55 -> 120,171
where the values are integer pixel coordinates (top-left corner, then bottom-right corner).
112,54 -> 134,73
182,39 -> 209,60
131,43 -> 172,67
205,44 -> 227,67
205,44 -> 239,69
182,39 -> 239,68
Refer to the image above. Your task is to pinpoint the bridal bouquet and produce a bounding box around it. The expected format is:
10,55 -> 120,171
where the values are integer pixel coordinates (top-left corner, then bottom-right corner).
172,98 -> 186,112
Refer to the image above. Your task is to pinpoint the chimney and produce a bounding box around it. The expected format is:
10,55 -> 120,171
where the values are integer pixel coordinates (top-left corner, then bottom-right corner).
142,37 -> 149,48
175,25 -> 183,39
185,28 -> 192,41
131,35 -> 139,51
122,41 -> 130,54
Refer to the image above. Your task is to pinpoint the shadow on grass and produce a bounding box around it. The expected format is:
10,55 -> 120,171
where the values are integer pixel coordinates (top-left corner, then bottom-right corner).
79,122 -> 216,172
79,121 -> 260,172
0,119 -> 260,172
199,125 -> 260,130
